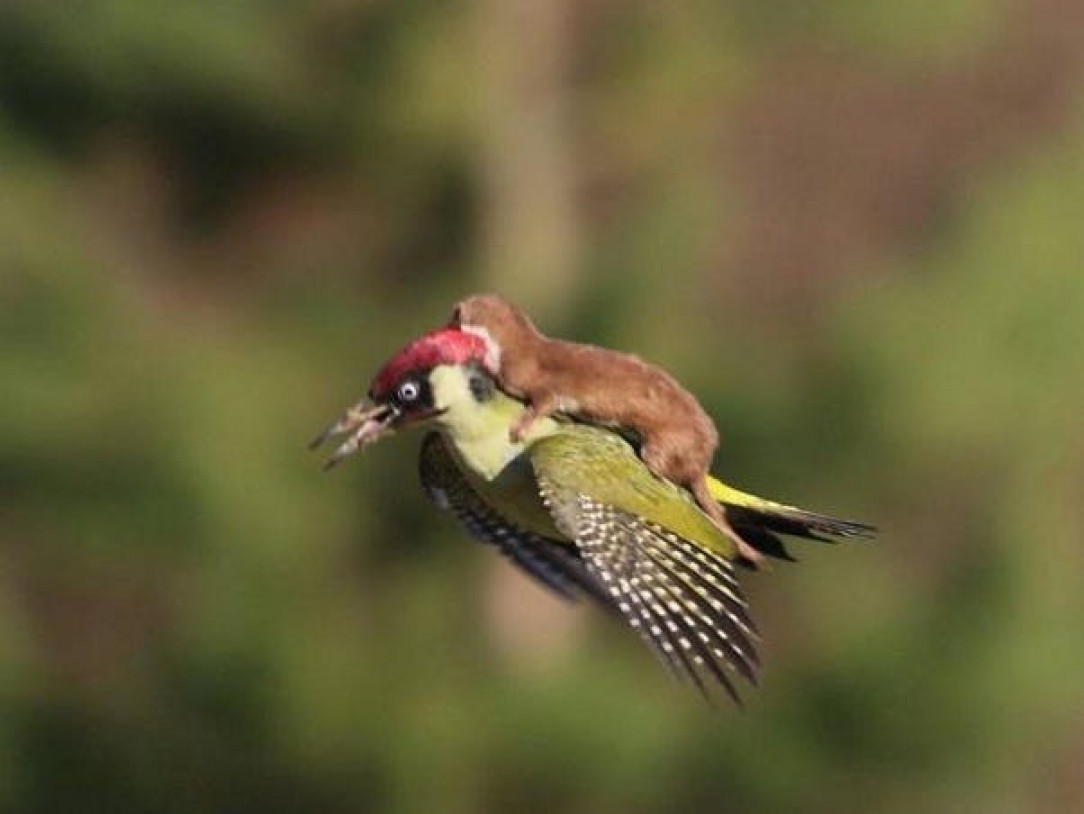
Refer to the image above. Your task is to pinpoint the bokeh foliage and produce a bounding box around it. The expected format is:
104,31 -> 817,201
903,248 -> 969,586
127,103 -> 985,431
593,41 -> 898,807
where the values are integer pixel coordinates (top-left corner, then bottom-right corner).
2,1 -> 1083,812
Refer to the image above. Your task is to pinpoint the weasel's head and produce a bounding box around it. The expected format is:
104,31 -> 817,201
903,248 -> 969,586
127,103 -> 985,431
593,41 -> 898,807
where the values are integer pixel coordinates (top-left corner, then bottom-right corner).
448,293 -> 539,372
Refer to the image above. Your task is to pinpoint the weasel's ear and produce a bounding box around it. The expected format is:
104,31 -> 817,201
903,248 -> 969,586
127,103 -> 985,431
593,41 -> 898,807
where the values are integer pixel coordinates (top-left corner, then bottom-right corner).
459,324 -> 501,374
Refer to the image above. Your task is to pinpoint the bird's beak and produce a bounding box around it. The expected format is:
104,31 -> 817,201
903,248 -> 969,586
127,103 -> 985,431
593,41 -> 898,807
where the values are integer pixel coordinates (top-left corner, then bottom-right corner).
309,398 -> 400,469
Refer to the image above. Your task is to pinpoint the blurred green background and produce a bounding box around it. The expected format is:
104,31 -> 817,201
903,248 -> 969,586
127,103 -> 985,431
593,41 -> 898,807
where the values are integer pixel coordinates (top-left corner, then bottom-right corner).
3,1 -> 1083,812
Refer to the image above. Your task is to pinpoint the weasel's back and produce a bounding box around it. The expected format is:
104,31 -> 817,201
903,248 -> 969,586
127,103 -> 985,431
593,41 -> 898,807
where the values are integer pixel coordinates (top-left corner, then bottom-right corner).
529,338 -> 713,437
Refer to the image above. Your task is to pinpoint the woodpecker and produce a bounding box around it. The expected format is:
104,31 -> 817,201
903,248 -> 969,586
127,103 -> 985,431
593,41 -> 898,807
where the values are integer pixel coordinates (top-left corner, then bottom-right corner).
312,327 -> 875,702
450,293 -> 766,567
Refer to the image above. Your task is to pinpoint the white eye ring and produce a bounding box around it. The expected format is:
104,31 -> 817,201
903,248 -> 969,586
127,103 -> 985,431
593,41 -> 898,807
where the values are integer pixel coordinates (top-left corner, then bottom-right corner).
397,380 -> 420,403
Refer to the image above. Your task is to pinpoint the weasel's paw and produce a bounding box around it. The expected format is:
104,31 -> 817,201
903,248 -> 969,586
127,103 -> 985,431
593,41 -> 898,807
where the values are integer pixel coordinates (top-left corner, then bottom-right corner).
736,539 -> 765,568
509,415 -> 533,443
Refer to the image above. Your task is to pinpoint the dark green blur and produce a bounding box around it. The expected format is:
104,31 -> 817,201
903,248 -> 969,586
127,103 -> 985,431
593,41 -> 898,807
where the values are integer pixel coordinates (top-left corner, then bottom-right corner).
2,2 -> 1083,812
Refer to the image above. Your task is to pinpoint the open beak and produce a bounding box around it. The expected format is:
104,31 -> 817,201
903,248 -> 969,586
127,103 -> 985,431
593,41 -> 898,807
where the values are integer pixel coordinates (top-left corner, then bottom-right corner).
309,398 -> 400,469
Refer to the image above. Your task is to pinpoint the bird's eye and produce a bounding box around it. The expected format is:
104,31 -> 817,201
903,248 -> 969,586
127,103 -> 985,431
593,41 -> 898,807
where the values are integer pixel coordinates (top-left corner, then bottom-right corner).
396,380 -> 421,403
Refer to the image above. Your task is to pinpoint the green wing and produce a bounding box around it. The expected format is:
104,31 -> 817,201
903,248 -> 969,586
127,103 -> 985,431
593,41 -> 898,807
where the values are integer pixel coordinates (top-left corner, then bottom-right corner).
529,426 -> 760,700
528,424 -> 740,560
417,432 -> 612,606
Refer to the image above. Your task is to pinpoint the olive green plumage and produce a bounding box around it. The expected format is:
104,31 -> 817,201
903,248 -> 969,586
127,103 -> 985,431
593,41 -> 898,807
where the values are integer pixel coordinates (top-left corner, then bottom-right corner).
417,372 -> 873,701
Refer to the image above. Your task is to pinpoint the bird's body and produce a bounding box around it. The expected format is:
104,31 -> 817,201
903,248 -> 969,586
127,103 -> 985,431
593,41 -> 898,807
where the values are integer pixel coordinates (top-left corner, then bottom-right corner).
418,374 -> 762,697
312,328 -> 876,701
431,391 -> 721,551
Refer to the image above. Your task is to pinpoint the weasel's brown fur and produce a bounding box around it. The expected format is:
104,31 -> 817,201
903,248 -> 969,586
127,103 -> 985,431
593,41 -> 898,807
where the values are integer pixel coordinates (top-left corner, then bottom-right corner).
450,293 -> 762,566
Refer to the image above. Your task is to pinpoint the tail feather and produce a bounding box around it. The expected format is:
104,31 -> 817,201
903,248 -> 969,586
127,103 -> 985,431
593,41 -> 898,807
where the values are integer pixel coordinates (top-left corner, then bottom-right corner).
707,476 -> 876,559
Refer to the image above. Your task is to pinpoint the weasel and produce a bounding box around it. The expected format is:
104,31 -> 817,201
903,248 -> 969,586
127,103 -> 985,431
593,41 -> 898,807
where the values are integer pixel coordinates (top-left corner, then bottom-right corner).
449,293 -> 763,566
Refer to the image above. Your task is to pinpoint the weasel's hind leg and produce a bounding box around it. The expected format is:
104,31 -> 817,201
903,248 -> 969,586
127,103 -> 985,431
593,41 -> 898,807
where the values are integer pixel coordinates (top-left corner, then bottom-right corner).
690,477 -> 764,569
641,440 -> 764,569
